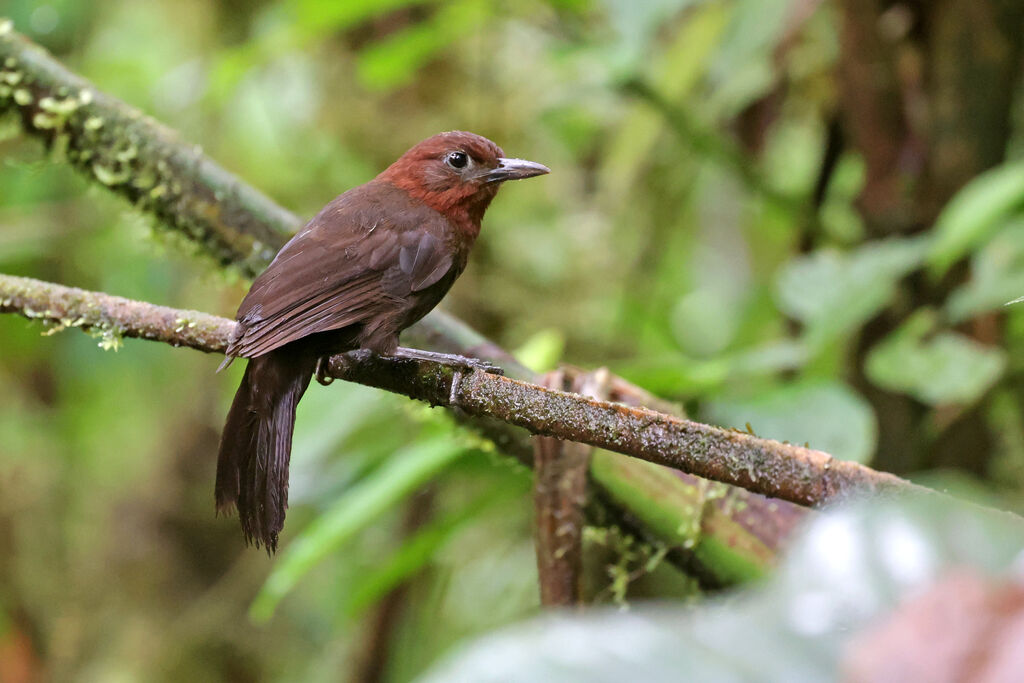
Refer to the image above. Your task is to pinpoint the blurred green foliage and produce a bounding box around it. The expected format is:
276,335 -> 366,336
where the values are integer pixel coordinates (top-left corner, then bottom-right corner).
2,0 -> 1024,680
422,493 -> 1024,682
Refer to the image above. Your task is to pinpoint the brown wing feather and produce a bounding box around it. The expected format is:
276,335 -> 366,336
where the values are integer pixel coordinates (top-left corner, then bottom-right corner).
226,181 -> 457,359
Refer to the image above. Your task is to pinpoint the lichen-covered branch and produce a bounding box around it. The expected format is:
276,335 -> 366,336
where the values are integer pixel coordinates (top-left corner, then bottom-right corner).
0,272 -> 233,351
0,272 -> 921,511
0,22 -> 293,276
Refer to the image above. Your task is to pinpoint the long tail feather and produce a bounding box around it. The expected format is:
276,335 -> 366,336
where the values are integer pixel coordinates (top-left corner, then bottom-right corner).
216,350 -> 314,552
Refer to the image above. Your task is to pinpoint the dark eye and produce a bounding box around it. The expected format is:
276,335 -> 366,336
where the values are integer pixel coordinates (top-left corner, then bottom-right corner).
446,151 -> 469,169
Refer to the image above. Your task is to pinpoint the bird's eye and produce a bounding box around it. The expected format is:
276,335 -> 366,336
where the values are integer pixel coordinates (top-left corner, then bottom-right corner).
446,151 -> 469,169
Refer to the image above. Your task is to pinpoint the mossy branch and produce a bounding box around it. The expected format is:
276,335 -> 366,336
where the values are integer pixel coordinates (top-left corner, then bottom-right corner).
0,272 -> 921,511
0,22 -> 293,276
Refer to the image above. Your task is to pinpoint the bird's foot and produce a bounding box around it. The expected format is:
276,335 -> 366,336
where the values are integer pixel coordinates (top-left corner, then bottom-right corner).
391,347 -> 504,376
314,356 -> 335,386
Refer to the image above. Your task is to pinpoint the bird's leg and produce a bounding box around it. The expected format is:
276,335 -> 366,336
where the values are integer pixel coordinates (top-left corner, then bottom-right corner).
314,356 -> 335,386
391,347 -> 504,376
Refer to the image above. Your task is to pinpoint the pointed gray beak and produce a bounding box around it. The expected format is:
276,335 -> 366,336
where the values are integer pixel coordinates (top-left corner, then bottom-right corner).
485,157 -> 550,183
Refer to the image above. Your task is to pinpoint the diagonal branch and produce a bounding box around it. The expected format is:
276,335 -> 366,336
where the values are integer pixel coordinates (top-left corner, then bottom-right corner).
0,272 -> 920,508
0,22 -> 293,276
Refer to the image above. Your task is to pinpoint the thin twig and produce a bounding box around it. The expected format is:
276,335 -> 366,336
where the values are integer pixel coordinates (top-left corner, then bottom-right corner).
0,272 -> 921,509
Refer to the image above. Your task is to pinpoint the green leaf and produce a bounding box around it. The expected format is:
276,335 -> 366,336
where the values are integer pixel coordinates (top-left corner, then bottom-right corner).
616,340 -> 808,396
250,434 -> 468,621
774,237 -> 929,348
927,160 -> 1024,277
865,310 -> 1006,405
514,329 -> 565,374
417,494 -> 1024,683
295,0 -> 430,32
704,380 -> 876,463
945,217 -> 1024,321
356,0 -> 489,90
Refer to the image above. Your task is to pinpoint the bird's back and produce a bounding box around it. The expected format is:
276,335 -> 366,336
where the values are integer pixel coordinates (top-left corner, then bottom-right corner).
227,180 -> 470,359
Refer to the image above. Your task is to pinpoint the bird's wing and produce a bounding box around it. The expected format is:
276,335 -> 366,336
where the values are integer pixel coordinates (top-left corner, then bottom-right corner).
227,185 -> 454,358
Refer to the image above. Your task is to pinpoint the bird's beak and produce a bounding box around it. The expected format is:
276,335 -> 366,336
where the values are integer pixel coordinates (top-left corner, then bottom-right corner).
485,157 -> 551,183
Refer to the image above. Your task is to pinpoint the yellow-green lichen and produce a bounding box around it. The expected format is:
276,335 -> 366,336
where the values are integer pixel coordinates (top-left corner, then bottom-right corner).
13,88 -> 31,105
91,326 -> 124,351
92,160 -> 131,186
32,112 -> 58,129
39,94 -> 81,117
585,525 -> 670,607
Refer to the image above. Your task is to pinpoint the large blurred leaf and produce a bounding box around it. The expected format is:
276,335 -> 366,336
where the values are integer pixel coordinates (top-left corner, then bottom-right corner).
342,487 -> 514,618
706,0 -> 792,116
599,2 -> 730,200
419,494 -> 1024,683
251,432 -> 470,621
865,310 -> 1006,406
617,340 -> 807,396
927,160 -> 1024,277
704,380 -> 876,463
774,237 -> 929,348
600,0 -> 703,68
945,217 -> 1024,322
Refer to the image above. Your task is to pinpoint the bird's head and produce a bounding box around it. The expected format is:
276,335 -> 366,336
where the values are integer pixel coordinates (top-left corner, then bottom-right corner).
379,131 -> 549,230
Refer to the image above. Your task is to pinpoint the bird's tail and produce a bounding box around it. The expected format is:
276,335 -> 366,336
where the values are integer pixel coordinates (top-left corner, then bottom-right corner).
215,349 -> 315,552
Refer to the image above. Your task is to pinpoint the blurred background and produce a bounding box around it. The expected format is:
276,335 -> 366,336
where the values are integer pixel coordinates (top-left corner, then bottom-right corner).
1,0 -> 1023,680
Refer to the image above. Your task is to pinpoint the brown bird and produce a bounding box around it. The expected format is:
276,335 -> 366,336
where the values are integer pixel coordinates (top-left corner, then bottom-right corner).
216,131 -> 549,551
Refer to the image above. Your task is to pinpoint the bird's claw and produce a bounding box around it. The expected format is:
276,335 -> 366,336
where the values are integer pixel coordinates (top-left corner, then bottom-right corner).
315,357 -> 335,386
451,356 -> 504,376
391,347 -> 504,376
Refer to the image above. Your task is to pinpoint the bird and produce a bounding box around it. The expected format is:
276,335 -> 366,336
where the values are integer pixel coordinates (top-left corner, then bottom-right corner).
215,131 -> 549,552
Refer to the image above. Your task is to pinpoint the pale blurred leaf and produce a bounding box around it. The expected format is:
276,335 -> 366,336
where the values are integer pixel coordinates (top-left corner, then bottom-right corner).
946,218 -> 1024,321
774,238 -> 929,348
705,380 -> 876,463
600,0 -> 702,67
865,311 -> 1006,406
419,495 -> 1024,683
706,0 -> 791,115
618,340 -> 807,396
